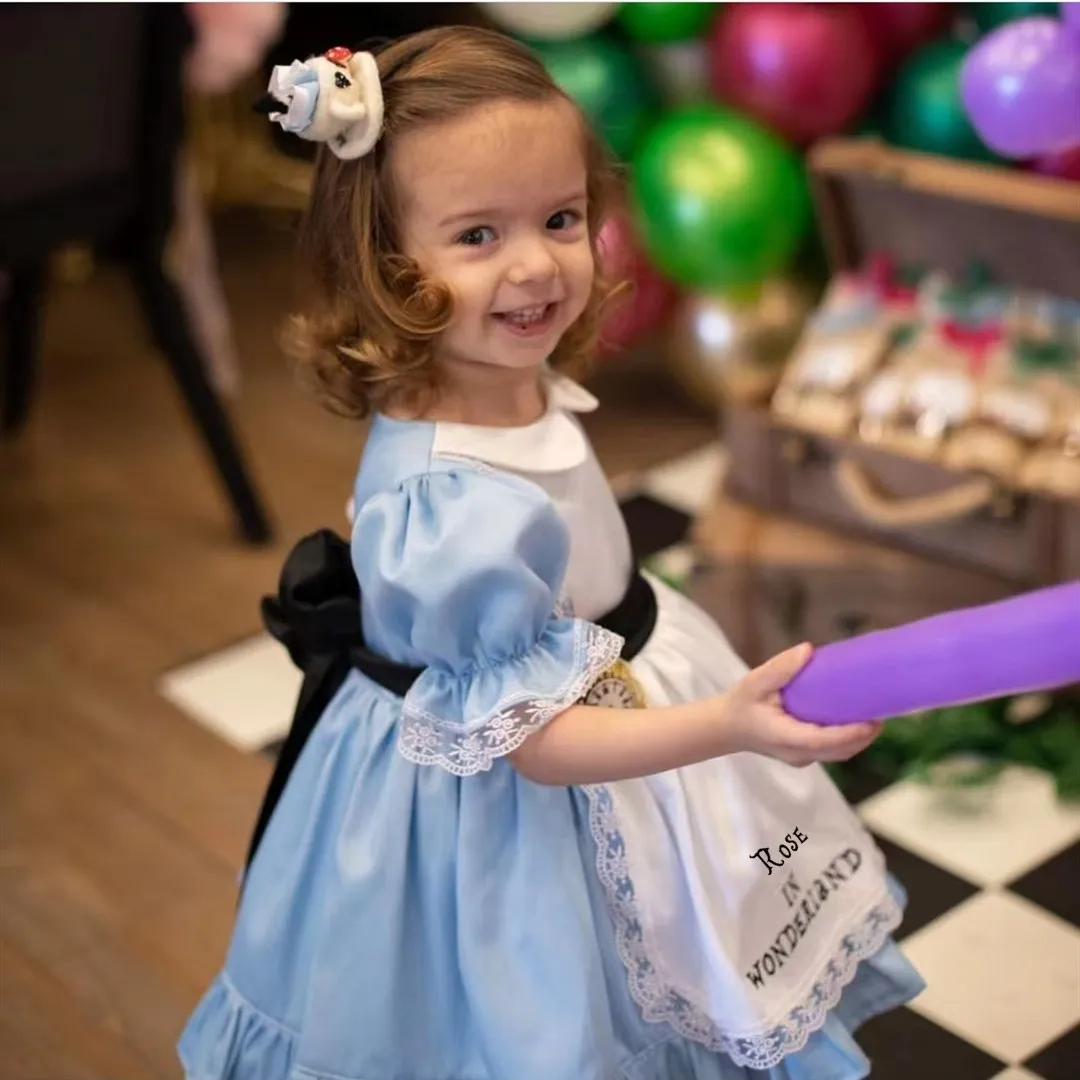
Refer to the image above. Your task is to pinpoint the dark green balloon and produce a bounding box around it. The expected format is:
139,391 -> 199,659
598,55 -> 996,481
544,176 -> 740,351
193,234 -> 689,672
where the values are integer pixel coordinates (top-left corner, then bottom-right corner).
631,105 -> 811,291
969,2 -> 1058,32
884,39 -> 1000,162
531,35 -> 659,161
616,2 -> 721,43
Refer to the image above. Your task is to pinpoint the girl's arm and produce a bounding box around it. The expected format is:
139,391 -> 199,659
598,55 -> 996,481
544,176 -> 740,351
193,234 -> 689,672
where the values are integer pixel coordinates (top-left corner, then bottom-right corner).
509,645 -> 882,786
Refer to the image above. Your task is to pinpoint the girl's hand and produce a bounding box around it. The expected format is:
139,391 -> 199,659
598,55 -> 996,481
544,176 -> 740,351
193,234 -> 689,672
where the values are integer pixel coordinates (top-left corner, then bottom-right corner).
721,644 -> 882,767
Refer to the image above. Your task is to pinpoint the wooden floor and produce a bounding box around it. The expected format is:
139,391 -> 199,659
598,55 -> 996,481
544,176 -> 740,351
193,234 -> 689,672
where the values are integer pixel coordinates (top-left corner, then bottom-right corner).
0,214 -> 715,1079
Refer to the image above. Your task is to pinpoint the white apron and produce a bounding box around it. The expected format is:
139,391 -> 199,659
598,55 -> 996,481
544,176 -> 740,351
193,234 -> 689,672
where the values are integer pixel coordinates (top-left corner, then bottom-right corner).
397,376 -> 905,1069
580,572 -> 902,1069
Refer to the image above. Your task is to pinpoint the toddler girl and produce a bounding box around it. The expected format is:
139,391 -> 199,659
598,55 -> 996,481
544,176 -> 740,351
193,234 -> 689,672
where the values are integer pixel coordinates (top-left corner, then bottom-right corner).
180,25 -> 923,1080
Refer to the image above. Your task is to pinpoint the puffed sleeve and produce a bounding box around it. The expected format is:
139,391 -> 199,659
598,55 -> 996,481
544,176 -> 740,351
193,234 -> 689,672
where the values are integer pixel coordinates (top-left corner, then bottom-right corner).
351,467 -> 624,776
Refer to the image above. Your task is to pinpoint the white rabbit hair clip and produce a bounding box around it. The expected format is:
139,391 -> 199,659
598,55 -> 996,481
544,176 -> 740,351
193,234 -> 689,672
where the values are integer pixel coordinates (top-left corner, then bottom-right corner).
255,46 -> 383,160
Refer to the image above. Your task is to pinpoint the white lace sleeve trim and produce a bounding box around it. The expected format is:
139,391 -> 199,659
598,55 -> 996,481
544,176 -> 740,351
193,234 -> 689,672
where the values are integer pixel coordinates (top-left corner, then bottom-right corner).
584,784 -> 906,1070
397,620 -> 624,777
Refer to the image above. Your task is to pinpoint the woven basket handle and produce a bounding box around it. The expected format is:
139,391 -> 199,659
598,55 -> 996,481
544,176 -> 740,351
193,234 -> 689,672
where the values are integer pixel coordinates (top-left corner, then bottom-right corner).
833,458 -> 995,528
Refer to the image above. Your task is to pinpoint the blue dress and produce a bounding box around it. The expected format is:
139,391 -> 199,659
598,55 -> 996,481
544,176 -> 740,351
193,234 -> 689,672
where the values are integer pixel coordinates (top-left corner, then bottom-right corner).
179,377 -> 924,1080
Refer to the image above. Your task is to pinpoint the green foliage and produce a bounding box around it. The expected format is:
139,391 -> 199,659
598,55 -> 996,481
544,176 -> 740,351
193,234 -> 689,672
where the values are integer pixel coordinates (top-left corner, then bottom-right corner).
830,692 -> 1080,802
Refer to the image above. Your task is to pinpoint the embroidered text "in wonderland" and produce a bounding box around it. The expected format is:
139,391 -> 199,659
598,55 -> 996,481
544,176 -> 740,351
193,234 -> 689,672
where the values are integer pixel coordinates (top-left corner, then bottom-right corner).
745,847 -> 864,990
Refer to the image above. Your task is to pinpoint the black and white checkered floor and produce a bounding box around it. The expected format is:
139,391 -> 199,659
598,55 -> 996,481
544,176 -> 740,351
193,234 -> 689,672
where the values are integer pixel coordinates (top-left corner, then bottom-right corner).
160,443 -> 1080,1080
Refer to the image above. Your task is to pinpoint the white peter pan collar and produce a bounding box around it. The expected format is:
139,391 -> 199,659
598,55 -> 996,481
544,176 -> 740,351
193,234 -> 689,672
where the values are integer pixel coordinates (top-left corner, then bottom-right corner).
431,375 -> 598,474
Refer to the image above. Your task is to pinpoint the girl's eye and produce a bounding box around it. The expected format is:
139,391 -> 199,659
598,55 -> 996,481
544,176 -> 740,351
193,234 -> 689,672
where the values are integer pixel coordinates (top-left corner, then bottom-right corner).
547,209 -> 582,231
455,226 -> 496,247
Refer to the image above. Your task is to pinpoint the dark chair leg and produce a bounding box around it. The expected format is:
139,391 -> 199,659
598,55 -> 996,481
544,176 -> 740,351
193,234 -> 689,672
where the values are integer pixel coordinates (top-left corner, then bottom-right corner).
1,262 -> 47,434
132,261 -> 273,544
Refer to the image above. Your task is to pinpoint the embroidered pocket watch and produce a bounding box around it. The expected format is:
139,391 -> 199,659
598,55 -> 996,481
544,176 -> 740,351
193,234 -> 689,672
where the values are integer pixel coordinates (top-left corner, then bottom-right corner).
582,659 -> 648,709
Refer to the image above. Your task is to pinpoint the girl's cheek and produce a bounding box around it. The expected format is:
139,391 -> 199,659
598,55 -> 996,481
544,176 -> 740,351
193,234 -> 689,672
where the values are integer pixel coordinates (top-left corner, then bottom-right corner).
571,244 -> 596,285
450,262 -> 497,298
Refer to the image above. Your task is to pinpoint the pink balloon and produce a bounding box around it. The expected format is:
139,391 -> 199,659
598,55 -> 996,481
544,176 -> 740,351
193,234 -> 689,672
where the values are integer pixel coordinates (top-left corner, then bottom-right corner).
707,3 -> 880,145
1030,142 -> 1080,181
596,216 -> 677,355
858,3 -> 951,69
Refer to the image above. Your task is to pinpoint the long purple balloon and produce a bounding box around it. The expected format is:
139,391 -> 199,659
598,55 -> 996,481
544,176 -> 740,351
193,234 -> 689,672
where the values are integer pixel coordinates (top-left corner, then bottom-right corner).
781,582 -> 1080,726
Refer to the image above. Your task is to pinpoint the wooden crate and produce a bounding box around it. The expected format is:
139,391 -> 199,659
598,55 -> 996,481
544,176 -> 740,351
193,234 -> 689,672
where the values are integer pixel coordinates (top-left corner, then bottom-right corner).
723,139 -> 1080,586
724,404 -> 1065,584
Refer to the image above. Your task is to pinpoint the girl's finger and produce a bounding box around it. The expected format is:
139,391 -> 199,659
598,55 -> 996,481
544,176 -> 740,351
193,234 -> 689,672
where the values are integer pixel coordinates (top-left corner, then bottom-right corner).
790,719 -> 879,753
820,724 -> 884,762
744,644 -> 814,700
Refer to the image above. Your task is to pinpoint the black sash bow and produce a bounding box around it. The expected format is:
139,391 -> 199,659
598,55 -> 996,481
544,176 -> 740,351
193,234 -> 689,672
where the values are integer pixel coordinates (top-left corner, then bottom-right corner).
244,529 -> 657,874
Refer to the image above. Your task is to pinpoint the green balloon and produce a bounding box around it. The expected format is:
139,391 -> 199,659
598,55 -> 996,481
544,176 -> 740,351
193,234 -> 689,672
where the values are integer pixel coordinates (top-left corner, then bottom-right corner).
969,3 -> 1059,32
631,105 -> 811,291
532,35 -> 659,161
884,39 -> 1000,162
616,2 -> 721,43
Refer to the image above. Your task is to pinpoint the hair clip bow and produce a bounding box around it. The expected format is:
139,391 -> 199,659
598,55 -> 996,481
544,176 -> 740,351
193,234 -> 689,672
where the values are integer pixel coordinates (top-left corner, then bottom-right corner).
256,47 -> 383,160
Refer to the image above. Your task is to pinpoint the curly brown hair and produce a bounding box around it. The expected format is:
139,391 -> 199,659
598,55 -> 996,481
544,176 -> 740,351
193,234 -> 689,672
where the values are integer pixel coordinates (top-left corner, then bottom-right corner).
284,25 -> 626,420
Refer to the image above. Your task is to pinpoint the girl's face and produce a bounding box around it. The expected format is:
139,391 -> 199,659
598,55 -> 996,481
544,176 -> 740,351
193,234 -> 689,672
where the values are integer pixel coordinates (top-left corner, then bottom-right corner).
393,97 -> 594,376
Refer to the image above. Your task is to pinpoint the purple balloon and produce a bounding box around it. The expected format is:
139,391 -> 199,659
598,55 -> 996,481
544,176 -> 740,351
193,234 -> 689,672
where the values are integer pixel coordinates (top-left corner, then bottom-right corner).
960,16 -> 1080,158
781,582 -> 1080,726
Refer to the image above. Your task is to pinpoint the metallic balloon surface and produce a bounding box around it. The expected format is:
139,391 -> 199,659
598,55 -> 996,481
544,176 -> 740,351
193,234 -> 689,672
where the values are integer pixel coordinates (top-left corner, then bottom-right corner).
532,34 -> 659,160
667,280 -> 813,409
596,215 -> 677,355
969,2 -> 1060,33
616,2 -> 720,43
485,2 -> 616,40
631,105 -> 811,291
886,38 -> 1001,161
707,3 -> 879,144
960,15 -> 1080,158
640,39 -> 712,106
1030,142 -> 1080,180
858,3 -> 952,68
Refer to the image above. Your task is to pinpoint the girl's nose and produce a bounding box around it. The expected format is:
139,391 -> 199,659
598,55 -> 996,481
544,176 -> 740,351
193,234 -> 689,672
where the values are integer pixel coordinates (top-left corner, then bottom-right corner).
506,237 -> 558,286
